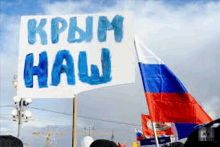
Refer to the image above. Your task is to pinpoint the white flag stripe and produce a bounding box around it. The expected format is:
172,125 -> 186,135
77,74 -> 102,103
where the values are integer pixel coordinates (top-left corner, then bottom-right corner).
134,37 -> 164,65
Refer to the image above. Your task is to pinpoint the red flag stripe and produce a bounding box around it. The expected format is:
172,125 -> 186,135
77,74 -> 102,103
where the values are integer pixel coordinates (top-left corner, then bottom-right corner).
145,92 -> 212,123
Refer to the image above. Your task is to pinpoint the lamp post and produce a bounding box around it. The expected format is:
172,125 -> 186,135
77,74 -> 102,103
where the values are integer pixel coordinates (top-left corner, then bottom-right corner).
84,125 -> 95,136
12,75 -> 32,139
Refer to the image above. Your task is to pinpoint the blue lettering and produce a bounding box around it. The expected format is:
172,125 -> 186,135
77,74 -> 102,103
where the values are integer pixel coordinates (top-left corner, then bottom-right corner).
51,50 -> 75,86
27,15 -> 124,45
78,48 -> 111,85
85,16 -> 93,42
68,16 -> 93,43
24,51 -> 48,88
51,17 -> 67,44
98,15 -> 124,42
28,19 -> 47,45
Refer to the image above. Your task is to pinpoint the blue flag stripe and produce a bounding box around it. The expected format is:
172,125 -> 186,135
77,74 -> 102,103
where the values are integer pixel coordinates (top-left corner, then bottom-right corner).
175,123 -> 198,139
138,63 -> 187,93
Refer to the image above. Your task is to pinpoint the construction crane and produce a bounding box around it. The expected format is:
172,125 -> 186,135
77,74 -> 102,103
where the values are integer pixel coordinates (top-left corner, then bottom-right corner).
82,125 -> 115,140
32,126 -> 115,147
77,132 -> 115,136
32,126 -> 65,147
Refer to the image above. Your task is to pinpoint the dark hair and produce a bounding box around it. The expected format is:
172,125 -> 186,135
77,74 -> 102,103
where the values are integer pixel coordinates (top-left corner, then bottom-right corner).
90,139 -> 118,147
0,135 -> 23,147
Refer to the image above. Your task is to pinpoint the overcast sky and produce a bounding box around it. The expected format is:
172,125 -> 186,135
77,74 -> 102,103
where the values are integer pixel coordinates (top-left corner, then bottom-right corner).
0,0 -> 220,146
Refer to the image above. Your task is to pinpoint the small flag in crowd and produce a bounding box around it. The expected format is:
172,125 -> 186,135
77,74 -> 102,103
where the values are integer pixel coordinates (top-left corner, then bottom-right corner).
135,129 -> 145,141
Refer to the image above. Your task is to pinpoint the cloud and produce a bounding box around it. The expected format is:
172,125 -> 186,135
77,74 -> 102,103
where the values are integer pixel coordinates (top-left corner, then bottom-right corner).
0,14 -> 20,104
202,96 -> 220,120
1,0 -> 220,146
41,0 -> 96,15
0,120 -> 17,136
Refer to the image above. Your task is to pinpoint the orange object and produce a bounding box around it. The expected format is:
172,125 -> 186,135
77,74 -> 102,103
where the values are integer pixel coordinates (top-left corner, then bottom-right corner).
141,114 -> 174,137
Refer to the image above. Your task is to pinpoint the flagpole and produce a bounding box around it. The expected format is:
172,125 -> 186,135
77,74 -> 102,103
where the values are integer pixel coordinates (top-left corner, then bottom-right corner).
152,122 -> 160,147
134,37 -> 160,147
72,94 -> 77,147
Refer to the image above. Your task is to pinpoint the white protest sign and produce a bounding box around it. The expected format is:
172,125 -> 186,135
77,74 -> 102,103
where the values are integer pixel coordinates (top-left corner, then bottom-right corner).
17,11 -> 135,98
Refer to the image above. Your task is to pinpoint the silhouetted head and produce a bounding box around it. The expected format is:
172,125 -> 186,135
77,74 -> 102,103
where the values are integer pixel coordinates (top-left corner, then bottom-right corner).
0,135 -> 23,147
90,139 -> 118,147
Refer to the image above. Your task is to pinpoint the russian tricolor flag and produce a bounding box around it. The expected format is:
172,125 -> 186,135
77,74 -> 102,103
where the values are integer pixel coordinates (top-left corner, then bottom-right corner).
135,129 -> 144,141
135,38 -> 212,139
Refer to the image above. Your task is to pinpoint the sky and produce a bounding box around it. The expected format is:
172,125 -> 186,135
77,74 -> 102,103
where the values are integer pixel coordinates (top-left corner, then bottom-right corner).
0,0 -> 220,146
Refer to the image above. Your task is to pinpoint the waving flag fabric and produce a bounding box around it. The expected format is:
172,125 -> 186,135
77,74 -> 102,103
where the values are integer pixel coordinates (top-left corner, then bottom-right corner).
135,129 -> 144,141
118,142 -> 122,147
122,143 -> 127,147
141,114 -> 173,138
135,38 -> 212,138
